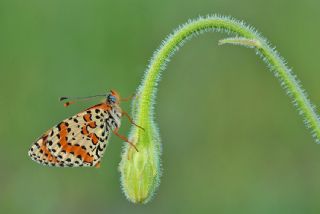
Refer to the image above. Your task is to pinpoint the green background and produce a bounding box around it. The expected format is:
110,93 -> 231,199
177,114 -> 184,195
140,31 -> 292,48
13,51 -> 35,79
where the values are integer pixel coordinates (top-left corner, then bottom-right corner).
1,0 -> 320,213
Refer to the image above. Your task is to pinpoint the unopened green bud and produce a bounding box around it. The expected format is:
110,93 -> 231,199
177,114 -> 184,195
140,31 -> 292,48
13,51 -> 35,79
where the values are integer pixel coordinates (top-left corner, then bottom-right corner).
119,120 -> 161,203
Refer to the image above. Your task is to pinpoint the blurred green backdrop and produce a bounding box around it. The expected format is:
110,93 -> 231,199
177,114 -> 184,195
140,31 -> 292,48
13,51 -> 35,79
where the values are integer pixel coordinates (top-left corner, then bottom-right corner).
1,0 -> 320,213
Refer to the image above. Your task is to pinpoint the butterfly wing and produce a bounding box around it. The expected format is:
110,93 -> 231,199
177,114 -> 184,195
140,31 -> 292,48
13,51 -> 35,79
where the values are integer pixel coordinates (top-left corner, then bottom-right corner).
28,103 -> 121,168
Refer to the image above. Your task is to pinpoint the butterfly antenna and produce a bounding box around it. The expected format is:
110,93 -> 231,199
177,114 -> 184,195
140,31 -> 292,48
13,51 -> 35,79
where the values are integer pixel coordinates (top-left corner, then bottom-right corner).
59,94 -> 107,107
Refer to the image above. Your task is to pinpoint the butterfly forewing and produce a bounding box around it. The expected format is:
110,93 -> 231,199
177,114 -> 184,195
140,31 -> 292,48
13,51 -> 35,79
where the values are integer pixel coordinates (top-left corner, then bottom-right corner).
28,103 -> 122,168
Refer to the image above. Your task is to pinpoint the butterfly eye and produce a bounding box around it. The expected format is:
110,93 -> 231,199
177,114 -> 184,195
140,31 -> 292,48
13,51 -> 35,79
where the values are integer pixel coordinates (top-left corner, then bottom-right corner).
108,95 -> 116,103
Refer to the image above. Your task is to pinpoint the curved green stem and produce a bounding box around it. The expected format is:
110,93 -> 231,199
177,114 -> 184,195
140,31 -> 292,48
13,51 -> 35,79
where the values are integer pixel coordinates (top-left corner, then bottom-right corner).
119,15 -> 320,204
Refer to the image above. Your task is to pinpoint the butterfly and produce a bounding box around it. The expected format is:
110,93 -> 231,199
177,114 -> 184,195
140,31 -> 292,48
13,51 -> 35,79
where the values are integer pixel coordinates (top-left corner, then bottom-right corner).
28,90 -> 141,168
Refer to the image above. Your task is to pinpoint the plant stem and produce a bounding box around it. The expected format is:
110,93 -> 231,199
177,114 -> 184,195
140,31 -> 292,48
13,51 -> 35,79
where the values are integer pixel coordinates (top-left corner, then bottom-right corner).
119,15 -> 320,204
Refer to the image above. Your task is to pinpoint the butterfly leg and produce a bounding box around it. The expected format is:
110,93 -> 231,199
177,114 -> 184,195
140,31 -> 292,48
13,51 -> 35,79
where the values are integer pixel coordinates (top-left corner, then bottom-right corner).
113,128 -> 139,152
121,111 -> 145,131
120,93 -> 135,102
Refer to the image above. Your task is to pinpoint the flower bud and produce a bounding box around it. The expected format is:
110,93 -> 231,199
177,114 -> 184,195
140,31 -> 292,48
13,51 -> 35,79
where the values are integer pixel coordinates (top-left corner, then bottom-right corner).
119,121 -> 161,204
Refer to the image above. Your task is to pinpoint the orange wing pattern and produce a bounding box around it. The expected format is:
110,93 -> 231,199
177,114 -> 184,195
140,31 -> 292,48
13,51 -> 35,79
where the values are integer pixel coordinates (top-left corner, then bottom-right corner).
28,103 -> 122,168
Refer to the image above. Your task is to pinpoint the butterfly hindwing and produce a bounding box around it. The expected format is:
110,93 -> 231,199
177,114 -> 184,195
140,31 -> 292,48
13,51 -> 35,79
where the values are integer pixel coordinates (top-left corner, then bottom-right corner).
28,103 -> 122,168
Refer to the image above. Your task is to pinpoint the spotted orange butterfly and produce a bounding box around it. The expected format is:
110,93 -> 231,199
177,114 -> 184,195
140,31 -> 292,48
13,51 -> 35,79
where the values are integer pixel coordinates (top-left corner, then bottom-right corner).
28,90 -> 140,168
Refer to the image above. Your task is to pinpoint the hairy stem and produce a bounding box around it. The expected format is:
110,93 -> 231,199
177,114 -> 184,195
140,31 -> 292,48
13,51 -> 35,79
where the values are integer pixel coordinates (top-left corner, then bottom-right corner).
119,15 -> 320,204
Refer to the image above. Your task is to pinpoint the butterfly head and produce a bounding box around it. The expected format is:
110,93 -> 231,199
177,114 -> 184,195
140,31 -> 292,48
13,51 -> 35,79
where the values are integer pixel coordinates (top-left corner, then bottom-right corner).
107,90 -> 120,105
